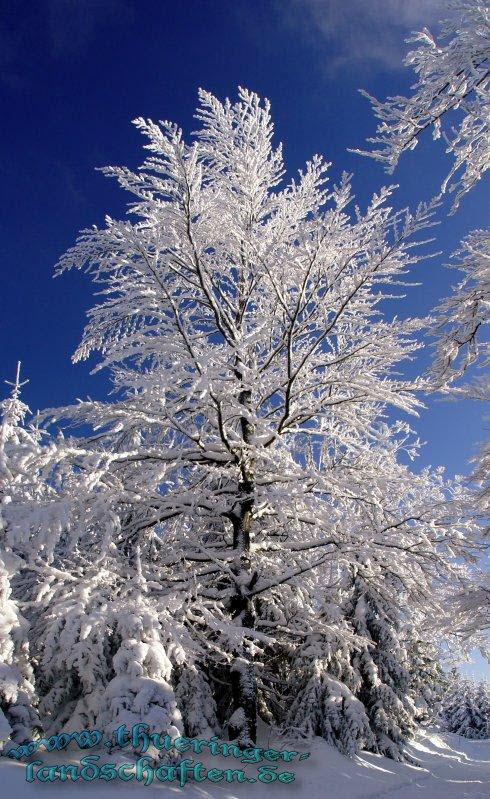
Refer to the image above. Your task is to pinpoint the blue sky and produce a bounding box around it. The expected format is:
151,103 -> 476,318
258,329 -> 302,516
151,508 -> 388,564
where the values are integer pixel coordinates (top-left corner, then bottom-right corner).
1,1 -> 488,673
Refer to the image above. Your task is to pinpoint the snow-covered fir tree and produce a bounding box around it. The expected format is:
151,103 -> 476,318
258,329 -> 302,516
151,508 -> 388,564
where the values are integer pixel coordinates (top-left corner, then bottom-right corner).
21,88 -> 483,759
405,632 -> 448,724
0,365 -> 41,746
284,431 -> 475,759
284,589 -> 377,757
440,675 -> 490,739
30,510 -> 188,752
341,560 -> 416,761
473,680 -> 490,738
95,562 -> 184,754
174,662 -> 219,738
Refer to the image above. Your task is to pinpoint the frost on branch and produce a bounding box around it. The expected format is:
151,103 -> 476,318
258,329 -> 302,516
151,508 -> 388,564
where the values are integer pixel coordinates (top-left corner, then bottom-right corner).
353,0 -> 490,212
430,229 -> 490,390
428,227 -> 489,552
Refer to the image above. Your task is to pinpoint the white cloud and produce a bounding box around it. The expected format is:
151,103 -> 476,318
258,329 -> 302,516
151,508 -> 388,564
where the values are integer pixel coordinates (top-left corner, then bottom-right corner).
281,0 -> 445,72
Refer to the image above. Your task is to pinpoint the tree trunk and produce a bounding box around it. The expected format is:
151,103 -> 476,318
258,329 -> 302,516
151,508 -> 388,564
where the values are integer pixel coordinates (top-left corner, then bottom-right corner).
227,378 -> 258,746
227,491 -> 258,746
228,657 -> 257,745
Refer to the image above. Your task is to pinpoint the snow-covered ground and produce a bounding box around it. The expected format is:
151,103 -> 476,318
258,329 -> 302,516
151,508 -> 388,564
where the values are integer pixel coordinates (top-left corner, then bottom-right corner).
1,728 -> 488,799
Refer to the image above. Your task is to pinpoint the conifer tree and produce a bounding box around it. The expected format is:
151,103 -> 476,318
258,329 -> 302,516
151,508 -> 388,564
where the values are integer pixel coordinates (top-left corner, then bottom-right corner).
285,594 -> 377,757
341,561 -> 416,760
405,632 -> 448,724
440,676 -> 490,739
473,680 -> 490,738
0,365 -> 41,746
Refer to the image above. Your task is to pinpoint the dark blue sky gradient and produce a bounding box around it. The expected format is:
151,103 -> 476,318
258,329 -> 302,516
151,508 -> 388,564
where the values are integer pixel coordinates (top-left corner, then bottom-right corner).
1,0 -> 488,482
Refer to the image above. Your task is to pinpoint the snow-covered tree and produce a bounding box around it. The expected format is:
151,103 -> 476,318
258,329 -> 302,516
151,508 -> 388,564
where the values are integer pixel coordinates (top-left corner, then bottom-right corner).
95,572 -> 184,754
430,229 -> 489,524
174,662 -> 219,738
473,680 -> 490,737
341,561 -> 416,761
0,365 -> 41,746
425,228 -> 489,644
353,1 -> 489,645
440,675 -> 490,738
405,632 -> 448,724
284,590 -> 378,757
354,0 -> 490,213
359,0 -> 490,635
30,506 -> 188,752
32,88 -> 482,756
284,432 -> 478,760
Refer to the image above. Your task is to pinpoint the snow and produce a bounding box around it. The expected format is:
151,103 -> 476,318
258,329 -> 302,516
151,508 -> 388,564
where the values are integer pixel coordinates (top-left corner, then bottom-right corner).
1,727 -> 488,799
0,708 -> 12,743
